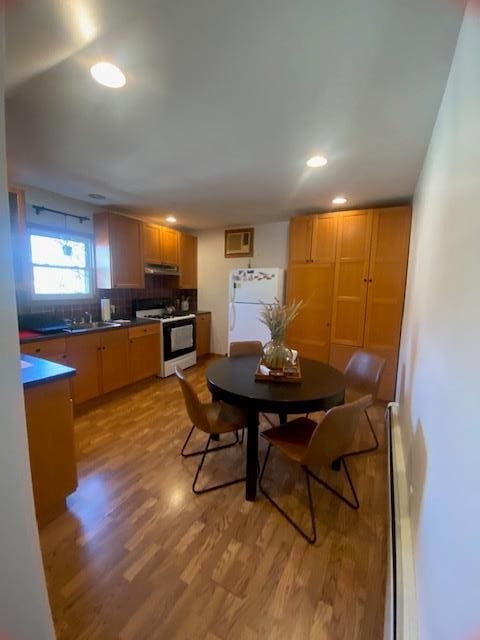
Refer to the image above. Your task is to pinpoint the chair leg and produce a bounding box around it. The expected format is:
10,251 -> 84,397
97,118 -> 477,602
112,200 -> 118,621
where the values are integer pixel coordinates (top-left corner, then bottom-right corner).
259,444 -> 317,544
181,425 -> 241,458
343,408 -> 379,459
192,435 -> 246,495
307,458 -> 359,510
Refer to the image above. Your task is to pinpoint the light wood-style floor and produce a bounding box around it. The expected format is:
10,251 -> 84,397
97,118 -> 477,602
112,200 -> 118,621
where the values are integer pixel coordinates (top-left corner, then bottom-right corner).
40,357 -> 388,640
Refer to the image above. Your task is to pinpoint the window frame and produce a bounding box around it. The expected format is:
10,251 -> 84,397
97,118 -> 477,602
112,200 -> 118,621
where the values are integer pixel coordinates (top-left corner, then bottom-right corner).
27,226 -> 96,301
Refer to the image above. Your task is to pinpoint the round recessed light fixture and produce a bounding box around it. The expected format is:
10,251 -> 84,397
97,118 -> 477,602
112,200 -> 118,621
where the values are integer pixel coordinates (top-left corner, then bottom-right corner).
306,155 -> 328,168
88,193 -> 106,200
166,215 -> 177,223
332,196 -> 347,205
90,62 -> 126,88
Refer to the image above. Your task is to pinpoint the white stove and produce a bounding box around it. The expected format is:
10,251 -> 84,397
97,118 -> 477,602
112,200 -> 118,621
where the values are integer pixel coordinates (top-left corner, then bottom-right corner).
135,306 -> 197,377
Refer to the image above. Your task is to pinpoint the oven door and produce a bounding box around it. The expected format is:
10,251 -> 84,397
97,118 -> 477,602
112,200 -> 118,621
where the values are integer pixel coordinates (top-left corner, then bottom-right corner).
162,318 -> 196,362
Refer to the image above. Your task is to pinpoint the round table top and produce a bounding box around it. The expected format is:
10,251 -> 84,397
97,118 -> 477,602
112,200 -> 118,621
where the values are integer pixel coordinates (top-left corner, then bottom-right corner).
206,356 -> 346,414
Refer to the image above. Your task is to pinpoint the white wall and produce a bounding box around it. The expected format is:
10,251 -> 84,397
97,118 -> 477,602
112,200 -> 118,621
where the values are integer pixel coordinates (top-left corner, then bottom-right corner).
397,4 -> 480,639
0,13 -> 55,640
21,185 -> 98,235
197,221 -> 289,354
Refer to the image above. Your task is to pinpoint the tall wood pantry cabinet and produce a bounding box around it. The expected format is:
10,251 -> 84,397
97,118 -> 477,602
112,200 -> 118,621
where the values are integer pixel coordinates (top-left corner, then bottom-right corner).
286,206 -> 411,400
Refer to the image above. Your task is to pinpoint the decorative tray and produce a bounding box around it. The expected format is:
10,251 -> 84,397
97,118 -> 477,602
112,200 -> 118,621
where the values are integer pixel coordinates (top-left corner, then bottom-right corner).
254,359 -> 302,384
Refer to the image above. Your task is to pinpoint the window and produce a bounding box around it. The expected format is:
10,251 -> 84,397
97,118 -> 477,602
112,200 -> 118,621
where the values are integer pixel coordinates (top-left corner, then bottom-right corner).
29,229 -> 94,299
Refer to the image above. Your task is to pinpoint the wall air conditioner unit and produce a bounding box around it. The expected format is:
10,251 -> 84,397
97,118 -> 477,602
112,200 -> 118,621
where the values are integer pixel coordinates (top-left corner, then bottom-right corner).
224,228 -> 254,258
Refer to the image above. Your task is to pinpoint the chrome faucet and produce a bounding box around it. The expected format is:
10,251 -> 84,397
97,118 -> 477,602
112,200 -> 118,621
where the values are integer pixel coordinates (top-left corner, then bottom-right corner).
84,311 -> 92,324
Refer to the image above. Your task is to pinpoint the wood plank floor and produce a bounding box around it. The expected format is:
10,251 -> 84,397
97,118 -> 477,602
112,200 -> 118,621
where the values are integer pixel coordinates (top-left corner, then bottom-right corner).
40,357 -> 388,640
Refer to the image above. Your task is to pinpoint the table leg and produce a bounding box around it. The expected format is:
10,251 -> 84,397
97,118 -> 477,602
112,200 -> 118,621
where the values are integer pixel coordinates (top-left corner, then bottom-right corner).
278,411 -> 288,425
245,407 -> 259,501
211,390 -> 220,441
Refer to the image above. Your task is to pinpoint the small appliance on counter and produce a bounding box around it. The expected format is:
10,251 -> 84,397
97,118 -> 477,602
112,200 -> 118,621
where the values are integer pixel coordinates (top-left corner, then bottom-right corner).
132,298 -> 196,377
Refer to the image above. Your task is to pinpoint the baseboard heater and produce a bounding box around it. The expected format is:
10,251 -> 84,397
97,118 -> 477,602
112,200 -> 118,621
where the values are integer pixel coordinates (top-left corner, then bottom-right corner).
384,402 -> 418,640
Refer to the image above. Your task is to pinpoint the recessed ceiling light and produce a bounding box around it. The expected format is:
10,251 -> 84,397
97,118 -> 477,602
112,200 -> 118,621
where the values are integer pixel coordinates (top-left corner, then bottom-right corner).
306,155 -> 328,168
166,215 -> 177,223
88,193 -> 106,200
332,196 -> 347,205
90,62 -> 126,88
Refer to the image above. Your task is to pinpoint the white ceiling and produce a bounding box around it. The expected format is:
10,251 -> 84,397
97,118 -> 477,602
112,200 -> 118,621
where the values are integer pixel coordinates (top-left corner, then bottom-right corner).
5,0 -> 463,229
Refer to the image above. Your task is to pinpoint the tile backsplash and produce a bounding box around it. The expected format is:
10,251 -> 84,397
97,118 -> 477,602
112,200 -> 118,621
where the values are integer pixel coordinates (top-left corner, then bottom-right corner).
16,275 -> 197,322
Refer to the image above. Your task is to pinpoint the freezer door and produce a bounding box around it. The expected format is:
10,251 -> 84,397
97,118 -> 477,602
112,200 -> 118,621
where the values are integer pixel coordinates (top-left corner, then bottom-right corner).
230,268 -> 284,304
228,302 -> 270,346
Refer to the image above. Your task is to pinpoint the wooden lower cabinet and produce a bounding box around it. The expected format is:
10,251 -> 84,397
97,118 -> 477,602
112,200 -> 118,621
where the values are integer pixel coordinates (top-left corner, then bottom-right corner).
67,333 -> 102,404
101,329 -> 130,393
21,325 -> 161,406
286,264 -> 335,363
129,324 -> 161,382
24,379 -> 77,527
196,313 -> 211,357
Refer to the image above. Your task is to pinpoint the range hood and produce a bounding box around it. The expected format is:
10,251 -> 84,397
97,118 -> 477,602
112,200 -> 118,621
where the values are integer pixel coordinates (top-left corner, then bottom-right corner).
145,263 -> 180,276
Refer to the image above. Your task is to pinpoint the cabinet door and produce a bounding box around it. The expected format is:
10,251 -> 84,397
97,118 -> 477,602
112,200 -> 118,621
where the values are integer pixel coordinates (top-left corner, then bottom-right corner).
24,379 -> 77,526
160,227 -> 179,265
129,329 -> 160,382
363,207 -> 411,399
179,233 -> 198,289
110,215 -> 145,288
100,329 -> 130,394
330,210 -> 373,346
286,264 -> 335,363
289,216 -> 313,263
143,225 -> 161,263
67,333 -> 101,404
196,313 -> 211,357
310,214 -> 338,263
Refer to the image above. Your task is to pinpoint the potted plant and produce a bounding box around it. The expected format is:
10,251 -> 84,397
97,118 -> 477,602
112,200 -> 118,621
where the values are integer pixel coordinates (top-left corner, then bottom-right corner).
259,298 -> 303,370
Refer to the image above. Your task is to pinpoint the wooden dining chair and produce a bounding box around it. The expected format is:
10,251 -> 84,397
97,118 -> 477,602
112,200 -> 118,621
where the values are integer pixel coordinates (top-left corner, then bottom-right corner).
343,350 -> 386,457
175,366 -> 246,494
229,340 -> 264,357
259,395 -> 371,543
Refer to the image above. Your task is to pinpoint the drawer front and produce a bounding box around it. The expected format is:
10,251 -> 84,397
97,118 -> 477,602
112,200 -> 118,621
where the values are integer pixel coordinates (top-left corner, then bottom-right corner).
128,323 -> 160,339
21,338 -> 67,357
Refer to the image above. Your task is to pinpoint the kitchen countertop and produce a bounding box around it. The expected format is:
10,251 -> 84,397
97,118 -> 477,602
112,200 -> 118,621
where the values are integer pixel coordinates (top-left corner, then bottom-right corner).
194,310 -> 211,315
19,318 -> 160,344
21,354 -> 76,388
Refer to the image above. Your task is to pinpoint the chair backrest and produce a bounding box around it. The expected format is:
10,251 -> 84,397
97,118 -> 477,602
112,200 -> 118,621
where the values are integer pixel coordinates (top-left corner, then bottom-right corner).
229,340 -> 264,357
175,365 -> 211,433
302,395 -> 372,467
344,350 -> 386,401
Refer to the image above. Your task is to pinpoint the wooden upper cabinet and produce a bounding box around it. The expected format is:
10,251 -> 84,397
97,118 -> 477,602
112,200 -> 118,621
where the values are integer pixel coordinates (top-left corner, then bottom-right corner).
94,212 -> 145,289
160,227 -> 179,265
363,206 -> 411,351
289,216 -> 313,263
179,233 -> 198,289
310,214 -> 338,263
143,225 -> 161,263
330,210 -> 373,346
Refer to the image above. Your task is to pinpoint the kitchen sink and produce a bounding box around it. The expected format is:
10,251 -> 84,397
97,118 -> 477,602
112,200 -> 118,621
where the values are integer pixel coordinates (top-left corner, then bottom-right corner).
63,321 -> 122,333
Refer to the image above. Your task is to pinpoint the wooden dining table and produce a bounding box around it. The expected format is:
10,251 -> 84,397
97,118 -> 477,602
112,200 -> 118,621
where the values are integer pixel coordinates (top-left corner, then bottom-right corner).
206,356 -> 346,501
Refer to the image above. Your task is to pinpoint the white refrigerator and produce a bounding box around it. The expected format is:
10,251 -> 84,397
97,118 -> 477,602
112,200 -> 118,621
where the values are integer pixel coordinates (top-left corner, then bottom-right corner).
228,268 -> 285,348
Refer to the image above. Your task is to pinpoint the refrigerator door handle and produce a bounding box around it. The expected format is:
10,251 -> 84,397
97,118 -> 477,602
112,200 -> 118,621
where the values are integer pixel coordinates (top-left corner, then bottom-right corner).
229,302 -> 236,331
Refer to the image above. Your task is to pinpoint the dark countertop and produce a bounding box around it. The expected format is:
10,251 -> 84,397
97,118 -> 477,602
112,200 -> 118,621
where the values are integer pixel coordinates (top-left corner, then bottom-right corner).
195,310 -> 211,315
21,354 -> 76,389
19,318 -> 160,344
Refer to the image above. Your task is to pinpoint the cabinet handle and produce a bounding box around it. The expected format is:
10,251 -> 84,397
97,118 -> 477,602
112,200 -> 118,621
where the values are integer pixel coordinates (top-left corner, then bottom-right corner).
35,348 -> 40,353
369,278 -> 373,283
102,346 -> 106,350
363,278 -> 367,283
